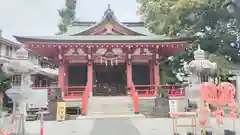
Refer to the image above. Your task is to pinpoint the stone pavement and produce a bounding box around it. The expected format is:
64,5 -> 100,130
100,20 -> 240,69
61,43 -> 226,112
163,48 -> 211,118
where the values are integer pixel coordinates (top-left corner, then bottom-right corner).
24,117 -> 240,135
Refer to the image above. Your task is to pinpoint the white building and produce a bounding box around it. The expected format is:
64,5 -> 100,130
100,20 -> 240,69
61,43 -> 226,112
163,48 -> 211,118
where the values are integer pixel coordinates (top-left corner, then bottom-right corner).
0,30 -> 57,87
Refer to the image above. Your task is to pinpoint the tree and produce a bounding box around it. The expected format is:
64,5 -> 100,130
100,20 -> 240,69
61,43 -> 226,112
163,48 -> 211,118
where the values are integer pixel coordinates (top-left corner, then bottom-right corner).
57,0 -> 77,34
139,0 -> 240,83
0,70 -> 11,110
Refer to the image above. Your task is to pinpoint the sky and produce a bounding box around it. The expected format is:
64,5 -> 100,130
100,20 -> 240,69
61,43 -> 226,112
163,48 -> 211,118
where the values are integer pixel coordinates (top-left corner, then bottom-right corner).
0,0 -> 140,41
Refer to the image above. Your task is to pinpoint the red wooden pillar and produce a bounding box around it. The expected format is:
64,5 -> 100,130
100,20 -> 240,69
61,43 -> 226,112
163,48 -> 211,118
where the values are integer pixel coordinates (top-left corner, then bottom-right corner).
126,60 -> 133,87
149,60 -> 153,86
87,61 -> 93,95
58,60 -> 65,97
64,62 -> 69,93
153,62 -> 160,86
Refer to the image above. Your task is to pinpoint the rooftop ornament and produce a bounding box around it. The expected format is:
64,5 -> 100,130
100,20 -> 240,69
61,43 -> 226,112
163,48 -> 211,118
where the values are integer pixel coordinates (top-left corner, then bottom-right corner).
104,4 -> 116,21
187,45 -> 217,76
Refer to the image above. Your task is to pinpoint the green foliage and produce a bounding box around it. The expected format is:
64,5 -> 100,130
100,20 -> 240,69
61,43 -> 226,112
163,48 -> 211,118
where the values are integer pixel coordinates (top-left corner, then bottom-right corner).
208,53 -> 230,75
0,71 -> 11,94
57,0 -> 77,34
139,0 -> 240,83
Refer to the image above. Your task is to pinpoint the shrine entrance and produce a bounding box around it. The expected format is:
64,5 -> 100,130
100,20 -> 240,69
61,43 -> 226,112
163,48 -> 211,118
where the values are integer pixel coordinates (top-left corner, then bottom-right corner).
93,64 -> 126,96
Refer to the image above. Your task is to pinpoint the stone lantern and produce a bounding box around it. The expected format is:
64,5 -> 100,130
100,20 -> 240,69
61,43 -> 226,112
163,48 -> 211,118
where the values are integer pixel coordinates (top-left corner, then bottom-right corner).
184,45 -> 217,109
3,47 -> 40,119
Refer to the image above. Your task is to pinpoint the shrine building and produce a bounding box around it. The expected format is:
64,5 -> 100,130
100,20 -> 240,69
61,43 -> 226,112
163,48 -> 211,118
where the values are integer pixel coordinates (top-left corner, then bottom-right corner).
15,6 -> 190,100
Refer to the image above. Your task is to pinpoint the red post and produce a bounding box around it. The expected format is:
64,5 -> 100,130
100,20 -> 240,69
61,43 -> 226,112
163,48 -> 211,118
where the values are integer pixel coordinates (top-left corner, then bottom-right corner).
58,60 -> 65,97
126,60 -> 132,87
64,62 -> 69,93
149,60 -> 153,87
87,61 -> 93,93
153,63 -> 160,93
40,111 -> 44,135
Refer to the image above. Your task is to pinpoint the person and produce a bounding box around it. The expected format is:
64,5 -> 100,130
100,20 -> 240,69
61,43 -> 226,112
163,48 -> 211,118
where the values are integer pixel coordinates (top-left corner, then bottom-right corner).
56,95 -> 64,102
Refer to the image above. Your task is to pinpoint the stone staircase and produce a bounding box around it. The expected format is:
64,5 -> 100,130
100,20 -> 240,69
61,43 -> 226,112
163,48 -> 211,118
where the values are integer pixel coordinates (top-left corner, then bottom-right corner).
77,96 -> 146,118
87,96 -> 134,115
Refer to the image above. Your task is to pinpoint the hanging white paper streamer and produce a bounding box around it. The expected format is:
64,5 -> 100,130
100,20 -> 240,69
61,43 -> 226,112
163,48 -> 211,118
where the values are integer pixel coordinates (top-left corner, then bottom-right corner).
105,60 -> 108,66
100,57 -> 103,64
115,59 -> 118,65
111,60 -> 113,66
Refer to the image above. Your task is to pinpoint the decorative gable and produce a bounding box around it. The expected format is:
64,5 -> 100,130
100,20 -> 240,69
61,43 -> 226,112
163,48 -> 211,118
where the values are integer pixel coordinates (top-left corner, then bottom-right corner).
72,4 -> 146,36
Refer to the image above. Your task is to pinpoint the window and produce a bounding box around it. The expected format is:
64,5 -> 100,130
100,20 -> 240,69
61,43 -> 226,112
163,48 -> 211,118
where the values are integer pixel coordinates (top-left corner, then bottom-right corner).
41,62 -> 49,68
28,53 -> 39,65
6,46 -> 13,57
31,75 -> 36,87
12,75 -> 21,86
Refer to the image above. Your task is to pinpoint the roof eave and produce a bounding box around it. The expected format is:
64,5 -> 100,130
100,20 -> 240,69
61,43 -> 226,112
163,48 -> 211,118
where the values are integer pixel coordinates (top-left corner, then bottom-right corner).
0,37 -> 22,48
14,36 -> 193,44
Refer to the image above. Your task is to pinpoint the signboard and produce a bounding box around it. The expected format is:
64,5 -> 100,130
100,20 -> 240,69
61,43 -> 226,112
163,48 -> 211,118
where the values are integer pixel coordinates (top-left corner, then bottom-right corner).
56,102 -> 66,121
27,90 -> 48,109
169,100 -> 177,112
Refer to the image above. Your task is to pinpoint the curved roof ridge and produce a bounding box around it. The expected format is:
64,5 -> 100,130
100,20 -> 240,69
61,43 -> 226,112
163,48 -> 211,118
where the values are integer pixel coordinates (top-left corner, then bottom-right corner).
61,4 -> 152,36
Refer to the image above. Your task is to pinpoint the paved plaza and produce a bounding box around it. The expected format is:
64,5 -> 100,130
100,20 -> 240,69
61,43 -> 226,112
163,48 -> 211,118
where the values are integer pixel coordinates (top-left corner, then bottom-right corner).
22,117 -> 240,135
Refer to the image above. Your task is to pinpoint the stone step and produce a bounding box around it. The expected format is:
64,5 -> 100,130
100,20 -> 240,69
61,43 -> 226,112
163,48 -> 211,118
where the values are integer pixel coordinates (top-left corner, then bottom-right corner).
88,109 -> 132,112
76,113 -> 145,119
87,96 -> 134,115
88,110 -> 134,114
89,106 -> 133,109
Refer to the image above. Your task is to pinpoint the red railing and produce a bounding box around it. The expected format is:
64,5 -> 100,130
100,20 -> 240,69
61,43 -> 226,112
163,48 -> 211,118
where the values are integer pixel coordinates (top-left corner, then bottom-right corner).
63,86 -> 85,99
134,85 -> 158,97
81,85 -> 90,116
168,89 -> 185,97
134,84 -> 186,97
130,85 -> 139,114
32,86 -> 86,99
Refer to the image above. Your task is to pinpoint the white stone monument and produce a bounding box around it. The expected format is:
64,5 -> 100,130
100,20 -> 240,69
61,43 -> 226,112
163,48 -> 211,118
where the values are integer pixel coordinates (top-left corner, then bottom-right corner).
184,45 -> 217,109
168,89 -> 187,112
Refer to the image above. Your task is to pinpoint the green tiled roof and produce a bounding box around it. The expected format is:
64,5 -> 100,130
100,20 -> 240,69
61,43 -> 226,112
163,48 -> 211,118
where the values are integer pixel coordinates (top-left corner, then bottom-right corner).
15,35 -> 191,43
20,35 -> 168,40
63,24 -> 155,36
61,6 -> 156,36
